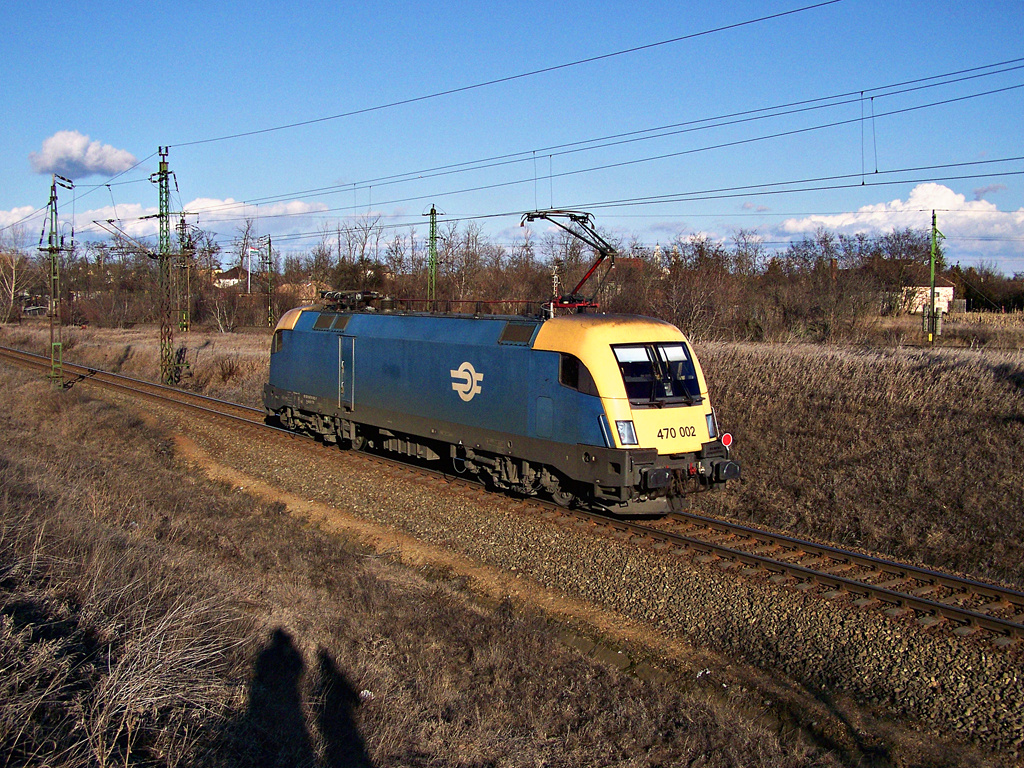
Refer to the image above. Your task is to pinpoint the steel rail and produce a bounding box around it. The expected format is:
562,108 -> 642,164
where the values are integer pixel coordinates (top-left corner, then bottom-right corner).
617,512 -> 1024,640
0,344 -> 266,421
669,509 -> 1024,606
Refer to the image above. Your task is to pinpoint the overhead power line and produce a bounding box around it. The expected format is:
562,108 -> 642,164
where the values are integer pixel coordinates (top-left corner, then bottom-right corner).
0,204 -> 50,236
169,0 -> 844,148
13,51 -> 1014,242
179,61 -> 1024,220
181,78 -> 1024,226
579,159 -> 1024,209
186,157 -> 1024,249
63,149 -> 1024,246
8,4 -> 849,238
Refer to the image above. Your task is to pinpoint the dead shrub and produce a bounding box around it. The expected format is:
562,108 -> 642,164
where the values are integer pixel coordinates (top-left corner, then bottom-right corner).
216,354 -> 241,383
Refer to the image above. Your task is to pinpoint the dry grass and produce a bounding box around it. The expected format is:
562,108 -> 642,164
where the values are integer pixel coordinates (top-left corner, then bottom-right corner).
695,343 -> 1024,587
951,310 -> 1024,328
0,365 -> 839,766
0,383 -> 252,766
861,313 -> 1024,349
1,322 -> 270,407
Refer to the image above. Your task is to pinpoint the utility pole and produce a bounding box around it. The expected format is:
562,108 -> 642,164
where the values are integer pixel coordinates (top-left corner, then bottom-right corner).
149,147 -> 182,384
926,210 -> 944,344
176,213 -> 194,332
424,205 -> 440,307
39,174 -> 74,387
257,235 -> 274,326
267,236 -> 274,326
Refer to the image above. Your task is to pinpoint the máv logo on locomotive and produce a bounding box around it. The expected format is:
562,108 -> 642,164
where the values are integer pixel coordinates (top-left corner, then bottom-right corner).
450,361 -> 484,402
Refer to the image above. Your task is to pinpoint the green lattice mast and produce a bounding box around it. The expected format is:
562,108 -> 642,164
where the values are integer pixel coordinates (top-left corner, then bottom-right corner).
153,147 -> 175,384
41,174 -> 74,386
427,205 -> 438,307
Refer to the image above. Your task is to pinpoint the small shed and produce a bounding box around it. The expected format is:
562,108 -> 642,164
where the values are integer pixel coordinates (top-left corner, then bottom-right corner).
903,277 -> 955,314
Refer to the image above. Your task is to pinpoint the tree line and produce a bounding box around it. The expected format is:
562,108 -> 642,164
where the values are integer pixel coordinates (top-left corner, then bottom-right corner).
2,216 -> 1021,340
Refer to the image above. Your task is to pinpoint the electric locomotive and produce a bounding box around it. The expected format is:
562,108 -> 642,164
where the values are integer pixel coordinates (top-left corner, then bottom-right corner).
263,302 -> 738,515
263,209 -> 738,514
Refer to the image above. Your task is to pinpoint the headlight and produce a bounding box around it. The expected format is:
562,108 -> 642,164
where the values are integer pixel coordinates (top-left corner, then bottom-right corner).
616,420 -> 638,446
706,413 -> 717,439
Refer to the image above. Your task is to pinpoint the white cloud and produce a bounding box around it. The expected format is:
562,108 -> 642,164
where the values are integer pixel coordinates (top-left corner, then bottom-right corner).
61,197 -> 331,244
0,206 -> 42,238
778,183 -> 1024,267
29,130 -> 137,178
779,183 -> 959,234
65,204 -> 159,242
184,197 -> 328,223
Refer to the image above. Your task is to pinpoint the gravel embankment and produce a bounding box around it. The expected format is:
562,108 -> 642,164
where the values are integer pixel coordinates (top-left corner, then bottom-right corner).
162,408 -> 1023,762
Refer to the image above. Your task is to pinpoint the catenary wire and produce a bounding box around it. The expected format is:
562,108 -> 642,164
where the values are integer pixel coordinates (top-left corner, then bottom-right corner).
180,59 -> 1024,217
168,1 -> 844,149
194,159 -> 1024,248
30,55 -> 1018,236
183,77 -> 1024,227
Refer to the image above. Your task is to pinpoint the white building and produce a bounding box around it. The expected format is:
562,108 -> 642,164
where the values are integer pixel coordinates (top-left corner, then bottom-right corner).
903,280 -> 955,314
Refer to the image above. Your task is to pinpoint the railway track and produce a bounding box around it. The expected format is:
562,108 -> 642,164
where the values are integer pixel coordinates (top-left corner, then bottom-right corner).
558,507 -> 1024,646
4,343 -> 1022,647
0,345 -> 266,426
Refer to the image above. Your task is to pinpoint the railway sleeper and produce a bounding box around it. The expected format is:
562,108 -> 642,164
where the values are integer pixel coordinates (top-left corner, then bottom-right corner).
797,556 -> 830,568
974,600 -> 1013,616
875,576 -> 912,590
822,561 -> 859,575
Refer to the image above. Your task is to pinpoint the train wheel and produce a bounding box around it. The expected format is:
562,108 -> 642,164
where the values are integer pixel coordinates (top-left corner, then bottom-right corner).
351,434 -> 367,451
550,483 -> 576,508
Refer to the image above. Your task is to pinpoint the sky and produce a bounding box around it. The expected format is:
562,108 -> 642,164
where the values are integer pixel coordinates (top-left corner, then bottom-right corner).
2,0 -> 1023,273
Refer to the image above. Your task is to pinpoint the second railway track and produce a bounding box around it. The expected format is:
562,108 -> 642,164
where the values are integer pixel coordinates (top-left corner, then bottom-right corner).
561,507 -> 1024,645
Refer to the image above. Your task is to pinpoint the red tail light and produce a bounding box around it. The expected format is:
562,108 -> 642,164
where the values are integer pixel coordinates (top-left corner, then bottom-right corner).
721,433 -> 733,448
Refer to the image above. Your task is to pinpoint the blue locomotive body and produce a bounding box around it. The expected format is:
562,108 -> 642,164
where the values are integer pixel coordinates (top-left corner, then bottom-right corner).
269,310 -> 605,449
264,306 -> 738,514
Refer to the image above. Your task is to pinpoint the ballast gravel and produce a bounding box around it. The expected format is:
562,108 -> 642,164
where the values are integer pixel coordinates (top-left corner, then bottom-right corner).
176,415 -> 1023,762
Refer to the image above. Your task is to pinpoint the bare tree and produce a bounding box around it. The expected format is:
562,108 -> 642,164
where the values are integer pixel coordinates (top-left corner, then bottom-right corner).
731,228 -> 766,276
0,225 -> 33,323
331,215 -> 385,290
230,218 -> 257,274
309,222 -> 334,286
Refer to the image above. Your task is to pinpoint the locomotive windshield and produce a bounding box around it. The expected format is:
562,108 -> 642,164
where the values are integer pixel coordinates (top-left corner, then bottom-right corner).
612,343 -> 702,406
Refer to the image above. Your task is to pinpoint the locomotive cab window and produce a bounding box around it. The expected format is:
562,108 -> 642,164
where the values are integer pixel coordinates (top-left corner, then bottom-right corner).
271,329 -> 285,354
559,354 -> 600,396
612,343 -> 701,406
